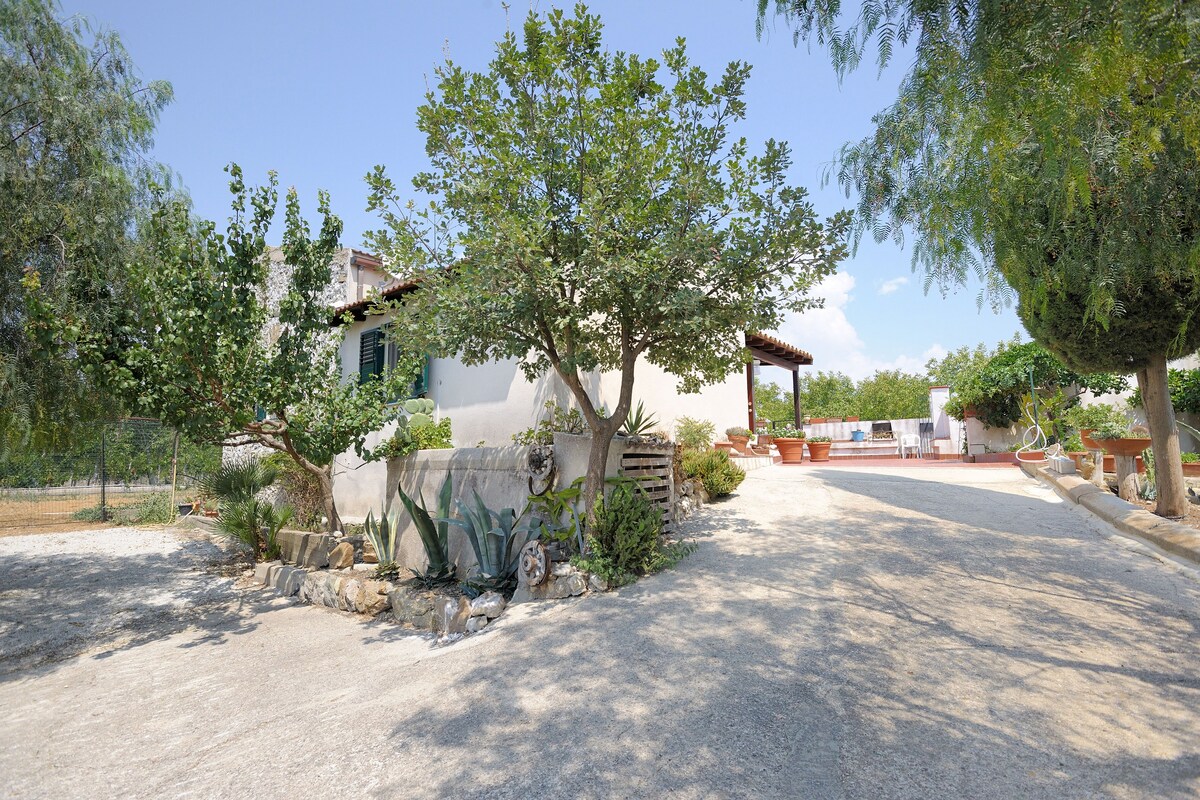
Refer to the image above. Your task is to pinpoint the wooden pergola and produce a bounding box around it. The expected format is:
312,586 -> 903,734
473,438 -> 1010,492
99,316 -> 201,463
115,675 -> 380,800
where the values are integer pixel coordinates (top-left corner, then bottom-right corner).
745,331 -> 814,431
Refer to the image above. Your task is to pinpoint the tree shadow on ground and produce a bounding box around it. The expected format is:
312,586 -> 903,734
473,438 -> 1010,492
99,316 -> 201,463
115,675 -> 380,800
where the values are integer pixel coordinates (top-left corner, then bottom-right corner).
0,535 -> 290,682
354,468 -> 1200,798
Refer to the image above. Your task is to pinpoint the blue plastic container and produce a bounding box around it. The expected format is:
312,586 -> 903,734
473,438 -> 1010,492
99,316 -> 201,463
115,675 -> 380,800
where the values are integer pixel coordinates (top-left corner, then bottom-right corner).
851,430 -> 866,442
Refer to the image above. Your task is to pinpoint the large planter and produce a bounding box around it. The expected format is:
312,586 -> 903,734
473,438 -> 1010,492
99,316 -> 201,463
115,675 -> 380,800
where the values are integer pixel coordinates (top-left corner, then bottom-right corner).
1079,428 -> 1100,450
728,435 -> 751,455
1097,437 -> 1152,459
1184,462 -> 1200,477
845,416 -> 860,422
774,437 -> 806,464
807,441 -> 832,462
715,442 -> 734,454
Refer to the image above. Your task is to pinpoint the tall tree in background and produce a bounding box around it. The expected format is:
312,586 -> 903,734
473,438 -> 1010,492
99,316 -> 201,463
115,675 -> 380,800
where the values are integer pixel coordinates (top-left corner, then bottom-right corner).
368,5 -> 849,517
2,0 -> 171,453
855,370 -> 929,421
66,167 -> 421,532
758,0 -> 1200,516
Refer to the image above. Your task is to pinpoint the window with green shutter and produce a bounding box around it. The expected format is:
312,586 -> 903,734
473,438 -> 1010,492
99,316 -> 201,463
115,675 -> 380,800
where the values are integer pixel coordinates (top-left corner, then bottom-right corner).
358,328 -> 385,384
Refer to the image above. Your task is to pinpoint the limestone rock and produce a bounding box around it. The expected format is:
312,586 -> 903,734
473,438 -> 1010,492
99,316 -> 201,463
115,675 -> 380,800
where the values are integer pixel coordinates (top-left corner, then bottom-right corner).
469,591 -> 506,619
466,616 -> 489,634
588,573 -> 609,593
329,542 -> 355,569
551,561 -> 574,578
363,540 -> 379,564
430,596 -> 471,634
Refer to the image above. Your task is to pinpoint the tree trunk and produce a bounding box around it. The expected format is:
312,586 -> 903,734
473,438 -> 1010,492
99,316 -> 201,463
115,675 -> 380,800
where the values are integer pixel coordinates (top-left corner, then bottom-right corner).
315,466 -> 343,533
581,418 -> 622,528
1137,353 -> 1187,518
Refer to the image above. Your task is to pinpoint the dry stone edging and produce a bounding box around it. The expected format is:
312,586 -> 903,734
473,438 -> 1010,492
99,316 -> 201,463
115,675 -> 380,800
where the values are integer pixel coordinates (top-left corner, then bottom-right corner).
1033,468 -> 1200,567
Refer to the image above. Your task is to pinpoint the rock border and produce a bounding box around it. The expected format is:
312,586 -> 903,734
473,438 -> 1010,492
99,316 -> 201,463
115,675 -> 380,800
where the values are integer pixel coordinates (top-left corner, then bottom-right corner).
1025,462 -> 1200,567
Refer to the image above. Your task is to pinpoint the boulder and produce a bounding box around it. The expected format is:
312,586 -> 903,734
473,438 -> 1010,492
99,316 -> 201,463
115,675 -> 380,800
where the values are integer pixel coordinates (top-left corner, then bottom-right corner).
466,616 -> 489,634
468,591 -> 506,619
588,573 -> 609,593
431,596 -> 471,634
329,542 -> 355,569
363,540 -> 379,564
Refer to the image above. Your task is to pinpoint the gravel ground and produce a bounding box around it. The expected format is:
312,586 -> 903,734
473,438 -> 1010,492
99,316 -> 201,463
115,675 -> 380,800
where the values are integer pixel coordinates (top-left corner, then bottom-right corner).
0,525 -> 249,676
1,467 -> 1199,799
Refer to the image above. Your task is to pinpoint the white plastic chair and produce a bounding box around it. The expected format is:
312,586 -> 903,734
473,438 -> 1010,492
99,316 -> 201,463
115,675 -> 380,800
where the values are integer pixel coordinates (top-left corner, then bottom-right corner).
899,433 -> 922,459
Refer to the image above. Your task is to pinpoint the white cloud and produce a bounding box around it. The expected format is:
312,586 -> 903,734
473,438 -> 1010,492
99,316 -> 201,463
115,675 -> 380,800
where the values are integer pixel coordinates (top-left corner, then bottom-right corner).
877,276 -> 909,295
762,272 -> 944,382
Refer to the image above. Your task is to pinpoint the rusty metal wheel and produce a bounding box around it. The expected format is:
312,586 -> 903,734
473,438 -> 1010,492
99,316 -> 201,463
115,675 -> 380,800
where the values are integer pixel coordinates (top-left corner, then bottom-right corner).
518,539 -> 549,586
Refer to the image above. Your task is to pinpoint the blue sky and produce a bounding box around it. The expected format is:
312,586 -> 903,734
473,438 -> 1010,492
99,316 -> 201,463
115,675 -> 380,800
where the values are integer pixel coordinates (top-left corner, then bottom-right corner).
66,0 -> 1025,380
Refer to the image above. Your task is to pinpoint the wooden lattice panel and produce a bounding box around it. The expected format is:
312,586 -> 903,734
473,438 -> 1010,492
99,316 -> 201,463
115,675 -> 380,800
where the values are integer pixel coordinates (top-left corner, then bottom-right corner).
619,449 -> 675,534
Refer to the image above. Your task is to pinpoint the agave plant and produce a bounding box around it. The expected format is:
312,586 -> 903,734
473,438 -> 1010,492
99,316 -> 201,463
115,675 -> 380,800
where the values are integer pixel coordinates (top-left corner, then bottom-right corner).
398,472 -> 455,587
622,400 -> 659,437
364,509 -> 402,580
442,491 -> 531,597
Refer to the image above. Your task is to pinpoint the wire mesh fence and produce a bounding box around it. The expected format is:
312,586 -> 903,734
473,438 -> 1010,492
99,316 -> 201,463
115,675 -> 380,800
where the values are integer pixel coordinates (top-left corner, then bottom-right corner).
0,418 -> 221,535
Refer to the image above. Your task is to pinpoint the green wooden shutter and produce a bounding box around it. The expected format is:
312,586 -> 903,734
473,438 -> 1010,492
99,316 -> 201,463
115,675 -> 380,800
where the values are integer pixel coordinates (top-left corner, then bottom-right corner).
359,329 -> 384,383
410,355 -> 431,398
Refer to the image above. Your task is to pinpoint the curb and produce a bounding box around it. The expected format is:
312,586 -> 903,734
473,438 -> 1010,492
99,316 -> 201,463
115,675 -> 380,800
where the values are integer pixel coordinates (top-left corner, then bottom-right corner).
1030,465 -> 1200,566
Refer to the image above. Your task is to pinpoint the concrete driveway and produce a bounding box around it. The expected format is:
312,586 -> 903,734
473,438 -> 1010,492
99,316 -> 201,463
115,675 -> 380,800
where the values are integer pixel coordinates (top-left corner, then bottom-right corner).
1,465 -> 1198,799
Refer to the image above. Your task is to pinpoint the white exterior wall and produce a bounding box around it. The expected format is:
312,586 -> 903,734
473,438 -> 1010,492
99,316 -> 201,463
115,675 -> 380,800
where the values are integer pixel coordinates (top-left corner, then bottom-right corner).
332,315 -> 749,521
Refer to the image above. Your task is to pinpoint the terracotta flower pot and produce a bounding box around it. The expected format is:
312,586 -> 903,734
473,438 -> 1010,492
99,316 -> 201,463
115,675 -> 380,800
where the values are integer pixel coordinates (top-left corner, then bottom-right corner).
845,416 -> 859,422
1079,428 -> 1100,450
728,435 -> 751,455
715,442 -> 734,453
1183,462 -> 1200,477
1097,437 -> 1152,459
807,441 -> 832,462
809,417 -> 826,424
774,437 -> 806,464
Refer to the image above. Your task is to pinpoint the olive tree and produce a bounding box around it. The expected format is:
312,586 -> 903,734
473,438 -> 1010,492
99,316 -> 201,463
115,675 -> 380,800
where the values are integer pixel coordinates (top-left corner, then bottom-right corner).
758,0 -> 1200,516
69,166 -> 420,531
367,5 -> 849,516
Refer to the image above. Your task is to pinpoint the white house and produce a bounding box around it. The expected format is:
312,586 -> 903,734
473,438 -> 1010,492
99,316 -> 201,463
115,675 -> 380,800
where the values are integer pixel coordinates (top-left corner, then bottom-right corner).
321,250 -> 815,520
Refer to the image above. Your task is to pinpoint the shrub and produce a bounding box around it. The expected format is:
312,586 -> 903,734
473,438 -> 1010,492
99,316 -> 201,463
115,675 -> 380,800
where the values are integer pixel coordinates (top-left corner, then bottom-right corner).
577,482 -> 662,587
412,417 -> 453,451
113,491 -> 175,525
725,426 -> 752,438
772,425 -> 804,438
512,400 -> 587,445
1061,433 -> 1085,452
1091,421 -> 1133,440
1062,403 -> 1127,432
364,508 -> 403,580
216,499 -> 292,564
806,435 -> 832,443
1181,452 -> 1199,463
675,417 -> 716,451
682,449 -> 746,498
263,452 -> 324,530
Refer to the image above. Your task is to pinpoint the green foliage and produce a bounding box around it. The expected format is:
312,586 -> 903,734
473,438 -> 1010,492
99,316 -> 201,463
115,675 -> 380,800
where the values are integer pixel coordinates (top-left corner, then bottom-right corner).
216,498 -> 292,564
753,378 -> 796,424
524,477 -> 585,550
1129,369 -> 1200,415
946,342 -> 1125,429
772,425 -> 804,439
1092,421 -> 1135,441
442,493 -> 531,598
262,452 -> 324,531
199,459 -> 278,505
806,435 -> 832,443
681,449 -> 746,498
580,482 -> 664,587
854,370 -> 929,421
674,417 -> 716,452
725,427 -> 752,439
67,166 -> 422,532
622,401 -> 658,437
926,339 -> 1019,389
367,5 -> 849,519
796,372 -> 856,419
1062,403 -> 1127,433
364,508 -> 402,580
398,473 -> 455,587
367,399 -> 447,460
511,401 -> 588,446
1061,434 -> 1085,453
2,0 -> 173,452
1181,453 -> 1199,464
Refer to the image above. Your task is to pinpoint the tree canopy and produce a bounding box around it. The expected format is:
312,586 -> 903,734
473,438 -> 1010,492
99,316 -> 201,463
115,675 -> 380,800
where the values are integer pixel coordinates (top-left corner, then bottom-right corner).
61,167 -> 421,531
2,0 -> 172,453
367,5 -> 849,514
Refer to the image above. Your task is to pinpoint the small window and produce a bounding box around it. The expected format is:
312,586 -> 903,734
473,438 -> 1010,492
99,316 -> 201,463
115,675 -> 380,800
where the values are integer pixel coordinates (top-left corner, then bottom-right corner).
360,328 -> 429,399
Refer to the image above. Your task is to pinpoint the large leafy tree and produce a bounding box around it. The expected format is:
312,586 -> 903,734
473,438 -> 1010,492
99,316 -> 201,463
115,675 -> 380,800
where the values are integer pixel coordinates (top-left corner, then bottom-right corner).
759,0 -> 1200,516
795,371 -> 857,419
2,0 -> 171,453
64,167 -> 420,532
855,370 -> 929,421
367,5 -> 849,516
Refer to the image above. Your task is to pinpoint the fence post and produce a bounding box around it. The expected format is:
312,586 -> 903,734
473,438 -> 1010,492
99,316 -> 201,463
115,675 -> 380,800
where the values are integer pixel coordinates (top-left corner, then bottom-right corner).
169,430 -> 180,521
99,425 -> 107,522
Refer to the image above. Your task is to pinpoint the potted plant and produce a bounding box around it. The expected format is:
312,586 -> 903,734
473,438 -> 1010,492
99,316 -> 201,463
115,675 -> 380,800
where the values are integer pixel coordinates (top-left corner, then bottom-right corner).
806,435 -> 833,462
714,439 -> 734,454
725,426 -> 753,455
1090,421 -> 1152,458
1063,403 -> 1127,451
772,425 -> 806,464
1183,452 -> 1200,477
756,426 -> 773,447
